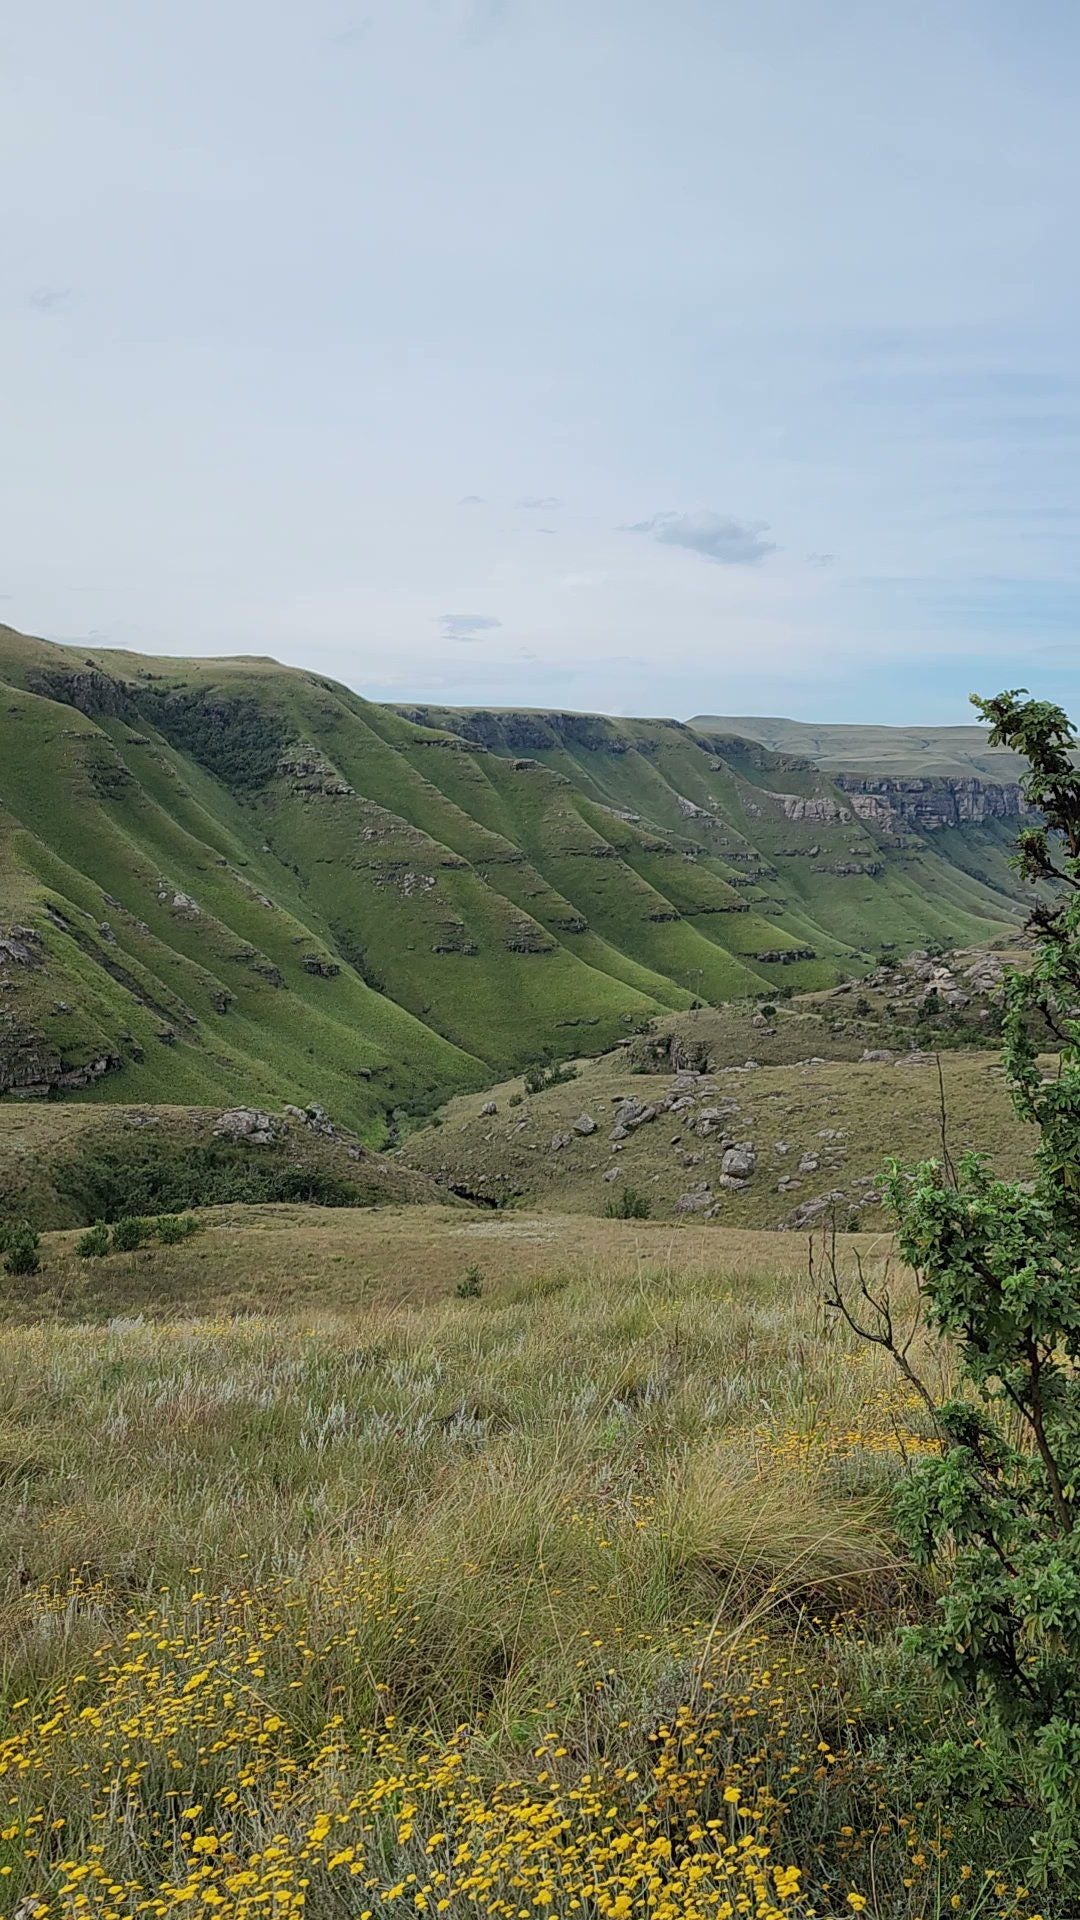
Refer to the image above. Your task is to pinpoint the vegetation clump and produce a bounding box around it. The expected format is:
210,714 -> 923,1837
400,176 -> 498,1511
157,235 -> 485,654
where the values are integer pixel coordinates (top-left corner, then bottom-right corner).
604,1185 -> 652,1219
0,1222 -> 40,1276
63,1138 -> 362,1222
829,688 -> 1080,1894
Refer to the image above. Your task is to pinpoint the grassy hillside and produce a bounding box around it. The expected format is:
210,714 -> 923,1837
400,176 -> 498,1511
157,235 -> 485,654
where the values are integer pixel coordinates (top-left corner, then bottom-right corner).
692,714 -> 1026,777
401,1047 -> 1030,1226
0,1100 -> 453,1232
0,1205 -> 1048,1915
1,625 -> 1027,1134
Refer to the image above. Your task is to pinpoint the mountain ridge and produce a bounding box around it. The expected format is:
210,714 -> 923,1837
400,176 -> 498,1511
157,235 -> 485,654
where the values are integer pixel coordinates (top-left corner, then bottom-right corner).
0,625 -> 1029,1131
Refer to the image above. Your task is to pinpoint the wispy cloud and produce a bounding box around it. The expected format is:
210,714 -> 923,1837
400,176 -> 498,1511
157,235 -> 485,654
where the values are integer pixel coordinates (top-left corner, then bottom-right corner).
28,286 -> 73,314
624,511 -> 777,565
458,494 -> 485,506
518,495 -> 560,510
438,612 -> 503,642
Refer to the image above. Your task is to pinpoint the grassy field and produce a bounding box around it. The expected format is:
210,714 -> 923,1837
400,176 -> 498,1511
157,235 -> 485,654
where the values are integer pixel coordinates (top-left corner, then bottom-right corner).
0,1206 -> 1044,1919
692,717 -> 1025,780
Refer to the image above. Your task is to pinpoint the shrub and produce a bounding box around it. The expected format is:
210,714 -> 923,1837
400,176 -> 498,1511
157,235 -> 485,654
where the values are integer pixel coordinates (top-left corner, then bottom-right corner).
456,1264 -> 484,1299
523,1057 -> 578,1097
3,1225 -> 41,1277
110,1215 -> 151,1253
152,1213 -> 202,1245
61,1139 -> 362,1221
826,687 -> 1080,1895
76,1224 -> 111,1260
604,1187 -> 652,1221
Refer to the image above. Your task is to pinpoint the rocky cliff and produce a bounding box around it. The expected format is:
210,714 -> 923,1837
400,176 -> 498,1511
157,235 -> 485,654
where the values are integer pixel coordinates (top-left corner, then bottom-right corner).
834,775 -> 1029,830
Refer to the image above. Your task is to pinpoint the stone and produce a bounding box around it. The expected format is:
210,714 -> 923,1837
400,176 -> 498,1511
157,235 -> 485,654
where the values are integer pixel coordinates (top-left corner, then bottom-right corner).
721,1144 -> 756,1179
214,1107 -> 278,1144
572,1112 -> 597,1135
860,1048 -> 894,1062
715,1173 -> 750,1192
798,1153 -> 820,1174
676,1184 -> 712,1213
609,1124 -> 630,1143
602,1167 -> 620,1182
480,1100 -> 498,1116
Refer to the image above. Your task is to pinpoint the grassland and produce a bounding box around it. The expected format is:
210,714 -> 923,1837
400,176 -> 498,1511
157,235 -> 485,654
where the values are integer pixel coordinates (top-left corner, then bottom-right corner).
400,1046 -> 1031,1226
691,717 -> 1026,779
0,1204 -> 1046,1919
1,626 -> 1028,1137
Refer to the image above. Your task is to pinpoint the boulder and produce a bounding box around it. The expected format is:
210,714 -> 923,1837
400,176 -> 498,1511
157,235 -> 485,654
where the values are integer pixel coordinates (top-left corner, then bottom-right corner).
860,1048 -> 894,1062
214,1107 -> 278,1145
721,1143 -> 756,1179
676,1184 -> 712,1213
480,1100 -> 498,1116
572,1112 -> 597,1135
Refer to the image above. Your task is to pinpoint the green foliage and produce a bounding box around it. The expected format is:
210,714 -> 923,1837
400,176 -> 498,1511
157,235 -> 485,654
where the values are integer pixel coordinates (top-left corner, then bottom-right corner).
1,1224 -> 40,1276
455,1264 -> 484,1299
152,1213 -> 202,1245
523,1057 -> 579,1097
604,1186 -> 652,1220
833,687 -> 1080,1891
63,1140 -> 362,1222
76,1224 -> 111,1259
110,1215 -> 151,1252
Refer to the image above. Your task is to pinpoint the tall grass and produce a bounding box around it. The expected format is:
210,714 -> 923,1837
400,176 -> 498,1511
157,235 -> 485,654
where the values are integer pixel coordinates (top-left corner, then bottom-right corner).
0,1256 -> 1039,1917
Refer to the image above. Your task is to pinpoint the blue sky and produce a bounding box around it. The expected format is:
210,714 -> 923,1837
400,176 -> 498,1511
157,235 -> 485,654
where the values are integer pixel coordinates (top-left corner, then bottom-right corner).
3,0 -> 1080,721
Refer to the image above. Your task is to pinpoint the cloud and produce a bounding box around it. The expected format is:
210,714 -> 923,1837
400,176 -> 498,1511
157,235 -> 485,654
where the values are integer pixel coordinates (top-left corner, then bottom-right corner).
438,613 -> 503,642
807,551 -> 836,567
28,286 -> 73,314
624,510 -> 776,565
327,16 -> 370,48
458,494 -> 485,505
518,495 -> 560,510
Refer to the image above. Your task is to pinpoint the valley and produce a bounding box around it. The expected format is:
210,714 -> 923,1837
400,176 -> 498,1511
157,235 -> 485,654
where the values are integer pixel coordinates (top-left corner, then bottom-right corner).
0,630 -> 1064,1919
1,625 -> 1030,1137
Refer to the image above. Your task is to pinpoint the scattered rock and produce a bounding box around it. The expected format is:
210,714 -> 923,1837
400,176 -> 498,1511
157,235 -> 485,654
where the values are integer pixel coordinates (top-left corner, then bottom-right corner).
214,1107 -> 278,1144
721,1143 -> 756,1179
572,1112 -> 597,1135
480,1100 -> 498,1116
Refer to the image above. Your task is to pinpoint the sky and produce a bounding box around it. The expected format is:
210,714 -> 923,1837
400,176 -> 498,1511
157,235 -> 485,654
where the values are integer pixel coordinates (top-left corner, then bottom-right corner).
3,0 -> 1080,722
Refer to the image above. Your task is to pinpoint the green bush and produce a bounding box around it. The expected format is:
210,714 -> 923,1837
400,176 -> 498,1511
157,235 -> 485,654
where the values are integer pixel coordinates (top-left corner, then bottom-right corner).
523,1057 -> 578,1097
61,1140 -> 361,1222
604,1187 -> 652,1221
455,1264 -> 484,1300
152,1213 -> 202,1245
2,1225 -> 41,1277
76,1224 -> 111,1260
110,1215 -> 151,1253
828,687 -> 1080,1895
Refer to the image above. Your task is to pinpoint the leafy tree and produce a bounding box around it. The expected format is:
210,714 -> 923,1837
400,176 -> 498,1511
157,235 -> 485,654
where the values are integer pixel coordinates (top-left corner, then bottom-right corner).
825,688 -> 1080,1889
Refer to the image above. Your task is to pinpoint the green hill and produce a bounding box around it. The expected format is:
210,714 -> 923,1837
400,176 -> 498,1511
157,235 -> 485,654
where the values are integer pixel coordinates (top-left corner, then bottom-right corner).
691,713 -> 1025,778
0,626 -> 1029,1135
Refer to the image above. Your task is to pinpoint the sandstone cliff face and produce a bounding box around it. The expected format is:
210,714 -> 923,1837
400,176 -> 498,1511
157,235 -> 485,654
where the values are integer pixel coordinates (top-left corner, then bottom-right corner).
834,775 -> 1028,829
